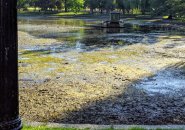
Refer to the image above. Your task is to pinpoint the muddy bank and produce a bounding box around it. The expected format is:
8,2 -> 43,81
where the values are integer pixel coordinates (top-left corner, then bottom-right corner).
124,18 -> 185,32
59,74 -> 185,125
19,38 -> 185,124
18,17 -> 185,124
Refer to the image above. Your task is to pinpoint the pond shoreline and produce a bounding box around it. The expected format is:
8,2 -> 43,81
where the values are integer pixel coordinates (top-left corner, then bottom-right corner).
18,13 -> 185,31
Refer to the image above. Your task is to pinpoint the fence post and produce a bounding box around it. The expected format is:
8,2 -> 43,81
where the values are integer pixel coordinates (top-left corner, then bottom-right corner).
0,0 -> 22,129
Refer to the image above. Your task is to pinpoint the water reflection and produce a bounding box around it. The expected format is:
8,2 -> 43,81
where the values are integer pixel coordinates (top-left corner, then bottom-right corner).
18,17 -> 185,53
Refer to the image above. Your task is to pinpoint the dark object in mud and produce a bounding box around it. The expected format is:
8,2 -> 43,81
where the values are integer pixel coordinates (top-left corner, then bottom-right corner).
0,0 -> 22,129
102,12 -> 124,28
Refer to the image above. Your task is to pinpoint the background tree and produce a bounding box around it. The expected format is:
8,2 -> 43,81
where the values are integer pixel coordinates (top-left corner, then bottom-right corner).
71,0 -> 85,13
140,0 -> 150,14
17,0 -> 185,18
17,0 -> 28,10
63,0 -> 74,12
97,0 -> 106,14
104,0 -> 115,13
85,0 -> 98,14
116,0 -> 126,14
56,0 -> 63,11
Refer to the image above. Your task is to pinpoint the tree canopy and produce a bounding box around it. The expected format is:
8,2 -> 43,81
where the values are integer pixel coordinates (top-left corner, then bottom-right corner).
17,0 -> 185,17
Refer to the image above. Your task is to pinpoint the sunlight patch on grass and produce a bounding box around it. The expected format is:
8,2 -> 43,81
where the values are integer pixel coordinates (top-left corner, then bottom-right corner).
27,7 -> 41,12
163,16 -> 169,19
54,12 -> 89,16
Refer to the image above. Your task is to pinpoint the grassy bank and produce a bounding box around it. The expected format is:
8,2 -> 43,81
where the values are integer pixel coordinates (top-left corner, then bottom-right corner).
18,10 -> 89,17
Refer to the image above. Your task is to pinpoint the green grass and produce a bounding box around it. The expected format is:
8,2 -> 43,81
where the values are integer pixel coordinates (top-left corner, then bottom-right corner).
23,126 -> 82,130
23,126 -> 143,130
162,16 -> 169,19
18,10 -> 89,17
22,125 -> 183,130
27,7 -> 41,12
54,12 -> 89,16
21,7 -> 88,16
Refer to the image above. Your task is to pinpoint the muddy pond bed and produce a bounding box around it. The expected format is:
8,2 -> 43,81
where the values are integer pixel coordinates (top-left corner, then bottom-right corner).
18,16 -> 185,124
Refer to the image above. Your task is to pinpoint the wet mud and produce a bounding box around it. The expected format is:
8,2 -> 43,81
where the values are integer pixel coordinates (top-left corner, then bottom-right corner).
18,17 -> 185,124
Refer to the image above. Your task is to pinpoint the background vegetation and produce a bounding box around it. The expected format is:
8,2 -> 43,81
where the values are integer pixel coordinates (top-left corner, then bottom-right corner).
17,0 -> 185,19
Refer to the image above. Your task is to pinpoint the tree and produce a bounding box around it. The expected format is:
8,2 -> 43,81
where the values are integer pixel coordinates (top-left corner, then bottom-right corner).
124,0 -> 131,14
17,0 -> 185,18
150,0 -> 185,18
164,0 -> 185,18
56,0 -> 63,10
140,0 -> 150,14
97,0 -> 106,13
17,0 -> 27,10
85,0 -> 98,14
116,0 -> 126,14
104,0 -> 115,13
71,0 -> 85,13
63,0 -> 73,12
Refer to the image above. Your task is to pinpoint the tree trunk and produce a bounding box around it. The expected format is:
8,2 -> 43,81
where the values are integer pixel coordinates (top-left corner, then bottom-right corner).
106,9 -> 110,14
64,0 -> 67,12
122,9 -> 125,15
168,14 -> 173,19
90,8 -> 93,14
0,0 -> 22,129
100,9 -> 103,14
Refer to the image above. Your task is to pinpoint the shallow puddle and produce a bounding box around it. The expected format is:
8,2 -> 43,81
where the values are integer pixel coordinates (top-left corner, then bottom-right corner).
135,67 -> 185,95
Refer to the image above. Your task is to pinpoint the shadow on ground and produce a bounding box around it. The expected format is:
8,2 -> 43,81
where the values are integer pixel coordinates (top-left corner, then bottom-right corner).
48,62 -> 185,125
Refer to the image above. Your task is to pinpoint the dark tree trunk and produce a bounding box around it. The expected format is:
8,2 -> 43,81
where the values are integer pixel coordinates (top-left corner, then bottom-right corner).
168,14 -> 173,19
90,8 -> 93,14
142,11 -> 146,15
122,9 -> 125,15
64,0 -> 67,12
100,9 -> 103,14
106,9 -> 110,14
0,0 -> 22,130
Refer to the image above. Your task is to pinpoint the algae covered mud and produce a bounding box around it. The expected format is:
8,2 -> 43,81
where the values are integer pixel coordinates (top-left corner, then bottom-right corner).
18,16 -> 185,124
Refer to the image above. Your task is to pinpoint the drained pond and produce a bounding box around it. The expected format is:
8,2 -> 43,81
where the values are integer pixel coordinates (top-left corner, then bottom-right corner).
18,16 -> 185,124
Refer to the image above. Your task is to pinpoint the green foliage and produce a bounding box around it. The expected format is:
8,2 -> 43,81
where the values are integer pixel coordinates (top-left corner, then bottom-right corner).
151,0 -> 185,17
17,0 -> 29,9
17,0 -> 185,18
71,0 -> 85,13
85,0 -> 98,12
